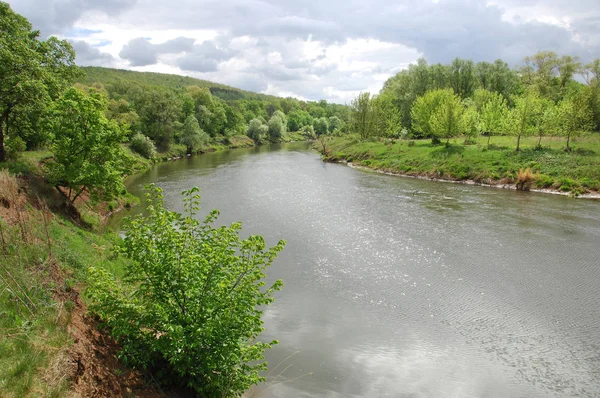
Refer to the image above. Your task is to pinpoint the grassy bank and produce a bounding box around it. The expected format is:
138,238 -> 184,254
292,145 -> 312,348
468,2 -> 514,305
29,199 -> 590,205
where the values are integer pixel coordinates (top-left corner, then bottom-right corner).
0,169 -> 168,397
322,134 -> 600,195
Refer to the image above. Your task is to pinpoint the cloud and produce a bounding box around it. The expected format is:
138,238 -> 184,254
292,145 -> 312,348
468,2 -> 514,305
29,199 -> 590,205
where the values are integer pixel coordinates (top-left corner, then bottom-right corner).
69,40 -> 116,66
10,0 -> 600,102
9,0 -> 137,36
119,37 -> 196,66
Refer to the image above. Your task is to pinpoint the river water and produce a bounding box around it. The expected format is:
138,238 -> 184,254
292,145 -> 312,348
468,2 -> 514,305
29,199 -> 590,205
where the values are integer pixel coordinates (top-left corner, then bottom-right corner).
116,142 -> 600,398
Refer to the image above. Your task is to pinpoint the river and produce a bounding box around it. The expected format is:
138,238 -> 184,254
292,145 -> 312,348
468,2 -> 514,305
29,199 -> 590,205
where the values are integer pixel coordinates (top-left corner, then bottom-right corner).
115,142 -> 600,398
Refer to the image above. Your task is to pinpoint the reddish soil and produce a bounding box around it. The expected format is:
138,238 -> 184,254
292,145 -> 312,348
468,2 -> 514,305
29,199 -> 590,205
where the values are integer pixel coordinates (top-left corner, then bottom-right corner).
48,261 -> 167,398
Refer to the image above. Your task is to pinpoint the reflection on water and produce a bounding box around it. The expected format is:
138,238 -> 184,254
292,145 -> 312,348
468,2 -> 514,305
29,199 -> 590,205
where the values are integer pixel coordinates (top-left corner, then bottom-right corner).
114,143 -> 600,398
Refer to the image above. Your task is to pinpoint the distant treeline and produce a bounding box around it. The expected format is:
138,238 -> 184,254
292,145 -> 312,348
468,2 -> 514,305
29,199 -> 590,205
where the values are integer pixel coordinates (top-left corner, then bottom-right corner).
76,66 -> 351,154
349,54 -> 600,150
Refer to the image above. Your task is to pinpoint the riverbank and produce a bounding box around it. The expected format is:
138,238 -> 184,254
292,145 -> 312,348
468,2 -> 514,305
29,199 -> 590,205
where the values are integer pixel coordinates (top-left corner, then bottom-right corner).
126,132 -> 309,177
0,137 -> 310,397
320,135 -> 600,197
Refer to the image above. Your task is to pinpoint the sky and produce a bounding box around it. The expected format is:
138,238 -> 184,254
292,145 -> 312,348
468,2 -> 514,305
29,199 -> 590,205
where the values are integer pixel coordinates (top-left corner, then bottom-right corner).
8,0 -> 600,103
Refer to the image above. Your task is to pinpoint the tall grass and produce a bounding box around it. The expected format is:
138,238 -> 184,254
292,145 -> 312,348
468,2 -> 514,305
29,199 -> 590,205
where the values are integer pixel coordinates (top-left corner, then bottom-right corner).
0,169 -> 131,396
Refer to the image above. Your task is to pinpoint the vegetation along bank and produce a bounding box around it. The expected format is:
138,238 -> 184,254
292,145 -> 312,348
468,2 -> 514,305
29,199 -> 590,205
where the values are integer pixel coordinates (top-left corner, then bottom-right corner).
317,53 -> 600,197
2,0 -> 600,396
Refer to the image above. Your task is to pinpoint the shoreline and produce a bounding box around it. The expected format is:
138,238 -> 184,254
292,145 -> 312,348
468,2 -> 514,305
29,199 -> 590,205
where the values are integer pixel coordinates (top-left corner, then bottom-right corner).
333,160 -> 600,199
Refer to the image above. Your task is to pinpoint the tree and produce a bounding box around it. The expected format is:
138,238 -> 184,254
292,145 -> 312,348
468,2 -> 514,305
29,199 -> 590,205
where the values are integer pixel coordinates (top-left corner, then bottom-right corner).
181,115 -> 209,154
0,3 -> 79,161
287,110 -> 313,132
461,103 -> 480,144
328,116 -> 344,134
372,92 -> 402,139
558,56 -> 581,89
45,87 -> 125,204
583,59 -> 600,131
449,58 -> 476,98
314,117 -> 329,136
537,103 -> 557,148
410,89 -> 454,143
267,113 -> 285,142
247,118 -> 267,143
87,186 -> 285,397
479,92 -> 509,146
139,88 -> 182,151
350,92 -> 374,139
521,51 -> 559,100
429,92 -> 465,144
556,92 -> 593,150
506,90 -> 543,151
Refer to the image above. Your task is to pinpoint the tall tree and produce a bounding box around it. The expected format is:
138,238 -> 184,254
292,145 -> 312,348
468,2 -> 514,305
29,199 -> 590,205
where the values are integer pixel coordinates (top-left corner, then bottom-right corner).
0,3 -> 79,161
449,58 -> 476,99
556,92 -> 593,150
430,92 -> 465,144
506,89 -> 543,151
350,92 -> 374,139
479,92 -> 509,146
267,112 -> 286,142
181,115 -> 209,154
45,88 -> 125,204
558,56 -> 581,89
411,89 -> 454,143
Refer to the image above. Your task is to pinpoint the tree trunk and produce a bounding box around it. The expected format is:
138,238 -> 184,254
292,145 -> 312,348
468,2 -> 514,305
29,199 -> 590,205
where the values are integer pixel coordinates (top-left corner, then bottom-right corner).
537,133 -> 542,148
0,108 -> 8,163
487,135 -> 491,146
0,125 -> 5,163
566,133 -> 571,150
516,135 -> 521,151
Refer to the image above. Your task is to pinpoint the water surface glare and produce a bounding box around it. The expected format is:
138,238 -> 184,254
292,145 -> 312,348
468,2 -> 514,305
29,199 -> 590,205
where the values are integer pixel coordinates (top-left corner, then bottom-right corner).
118,143 -> 600,398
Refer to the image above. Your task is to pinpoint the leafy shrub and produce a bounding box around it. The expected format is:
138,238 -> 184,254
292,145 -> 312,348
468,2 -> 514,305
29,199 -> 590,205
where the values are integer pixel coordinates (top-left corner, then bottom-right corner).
5,136 -> 26,160
130,133 -> 156,159
87,186 -> 285,397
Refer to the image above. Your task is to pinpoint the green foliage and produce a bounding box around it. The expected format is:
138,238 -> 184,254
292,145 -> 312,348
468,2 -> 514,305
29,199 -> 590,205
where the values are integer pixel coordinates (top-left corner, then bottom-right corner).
350,92 -> 374,139
506,89 -> 543,150
556,91 -> 594,150
287,109 -> 313,131
325,134 -> 600,194
299,124 -> 316,139
130,133 -> 157,159
411,89 -> 455,142
247,118 -> 268,143
45,87 -> 126,203
267,112 -> 286,142
181,115 -> 209,153
139,87 -> 182,152
314,117 -> 330,136
0,2 -> 80,161
430,91 -> 465,143
479,92 -> 509,144
87,186 -> 285,397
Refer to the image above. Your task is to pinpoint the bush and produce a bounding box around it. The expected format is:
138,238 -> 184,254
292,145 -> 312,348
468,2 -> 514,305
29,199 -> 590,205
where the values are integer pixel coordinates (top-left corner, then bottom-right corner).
87,186 -> 285,397
130,133 -> 156,159
516,168 -> 536,191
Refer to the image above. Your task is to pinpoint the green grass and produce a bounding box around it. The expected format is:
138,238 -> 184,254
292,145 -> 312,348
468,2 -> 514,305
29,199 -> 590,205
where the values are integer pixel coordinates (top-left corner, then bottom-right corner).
324,133 -> 600,194
0,171 -> 134,397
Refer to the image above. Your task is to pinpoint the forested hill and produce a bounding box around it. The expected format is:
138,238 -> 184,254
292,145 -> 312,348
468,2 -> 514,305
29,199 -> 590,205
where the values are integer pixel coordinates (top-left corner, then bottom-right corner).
79,66 -> 280,102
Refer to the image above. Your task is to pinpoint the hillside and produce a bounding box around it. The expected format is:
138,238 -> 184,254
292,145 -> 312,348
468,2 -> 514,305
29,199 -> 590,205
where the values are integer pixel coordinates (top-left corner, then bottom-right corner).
79,66 -> 283,103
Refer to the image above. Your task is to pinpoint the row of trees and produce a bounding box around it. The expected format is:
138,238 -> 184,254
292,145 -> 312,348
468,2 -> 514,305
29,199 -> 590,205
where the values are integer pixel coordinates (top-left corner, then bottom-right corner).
78,72 -> 351,155
349,53 -> 600,150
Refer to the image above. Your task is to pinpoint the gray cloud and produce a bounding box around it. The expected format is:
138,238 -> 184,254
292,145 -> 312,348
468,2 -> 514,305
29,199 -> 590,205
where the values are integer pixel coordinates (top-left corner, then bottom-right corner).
119,37 -> 195,66
8,0 -> 136,36
69,40 -> 116,66
10,0 -> 600,102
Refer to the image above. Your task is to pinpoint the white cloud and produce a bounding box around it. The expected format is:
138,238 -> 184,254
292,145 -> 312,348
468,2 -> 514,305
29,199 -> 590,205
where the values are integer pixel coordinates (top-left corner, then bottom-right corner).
9,0 -> 600,103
